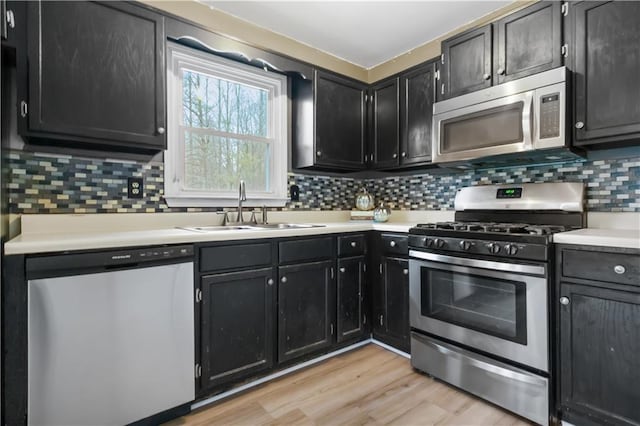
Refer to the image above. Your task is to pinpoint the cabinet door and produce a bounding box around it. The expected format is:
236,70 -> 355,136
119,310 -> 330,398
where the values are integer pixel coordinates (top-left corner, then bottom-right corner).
278,260 -> 336,363
559,282 -> 640,425
440,24 -> 492,100
1,0 -> 7,40
337,256 -> 366,342
371,78 -> 399,168
200,267 -> 275,391
24,1 -> 165,150
374,256 -> 410,353
400,61 -> 436,166
494,1 -> 562,84
315,70 -> 366,170
570,1 -> 640,147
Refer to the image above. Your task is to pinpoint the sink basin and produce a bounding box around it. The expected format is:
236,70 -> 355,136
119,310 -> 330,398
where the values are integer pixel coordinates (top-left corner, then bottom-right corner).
178,223 -> 326,233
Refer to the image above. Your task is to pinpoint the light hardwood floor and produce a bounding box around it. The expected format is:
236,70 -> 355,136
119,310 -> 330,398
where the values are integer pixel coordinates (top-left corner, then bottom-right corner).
166,344 -> 532,426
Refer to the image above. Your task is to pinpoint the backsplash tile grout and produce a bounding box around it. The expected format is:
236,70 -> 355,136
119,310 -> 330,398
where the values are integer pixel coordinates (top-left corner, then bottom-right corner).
7,150 -> 640,214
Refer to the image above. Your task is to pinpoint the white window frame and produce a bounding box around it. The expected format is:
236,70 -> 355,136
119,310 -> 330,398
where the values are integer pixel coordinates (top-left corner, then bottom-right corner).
165,42 -> 288,207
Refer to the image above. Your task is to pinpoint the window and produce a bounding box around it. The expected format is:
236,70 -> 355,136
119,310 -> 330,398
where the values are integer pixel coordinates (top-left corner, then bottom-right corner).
165,42 -> 288,207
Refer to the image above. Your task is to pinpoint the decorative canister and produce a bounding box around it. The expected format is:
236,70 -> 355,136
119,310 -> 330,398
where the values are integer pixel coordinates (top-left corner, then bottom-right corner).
373,202 -> 391,222
355,187 -> 375,211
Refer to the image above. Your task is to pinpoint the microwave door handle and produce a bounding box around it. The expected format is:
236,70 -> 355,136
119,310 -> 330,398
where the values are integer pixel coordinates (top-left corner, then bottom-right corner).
522,91 -> 534,149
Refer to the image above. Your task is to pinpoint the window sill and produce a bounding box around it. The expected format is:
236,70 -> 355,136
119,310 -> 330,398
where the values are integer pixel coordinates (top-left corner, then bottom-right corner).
164,196 -> 289,208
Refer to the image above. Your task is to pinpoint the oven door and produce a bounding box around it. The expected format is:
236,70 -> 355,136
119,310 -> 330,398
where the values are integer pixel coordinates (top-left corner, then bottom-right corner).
409,250 -> 548,372
432,91 -> 533,164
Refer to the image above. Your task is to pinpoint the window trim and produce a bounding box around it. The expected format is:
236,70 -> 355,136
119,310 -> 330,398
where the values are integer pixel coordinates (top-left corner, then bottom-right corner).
165,42 -> 289,207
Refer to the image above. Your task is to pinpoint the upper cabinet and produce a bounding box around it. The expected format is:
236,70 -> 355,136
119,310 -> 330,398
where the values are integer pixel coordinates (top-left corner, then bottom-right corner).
370,78 -> 400,168
494,1 -> 562,84
440,25 -> 493,100
19,1 -> 166,153
440,2 -> 562,100
292,70 -> 367,171
567,1 -> 640,148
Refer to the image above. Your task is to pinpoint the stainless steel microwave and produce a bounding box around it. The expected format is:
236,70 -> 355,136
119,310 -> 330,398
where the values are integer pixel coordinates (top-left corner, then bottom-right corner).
432,67 -> 570,165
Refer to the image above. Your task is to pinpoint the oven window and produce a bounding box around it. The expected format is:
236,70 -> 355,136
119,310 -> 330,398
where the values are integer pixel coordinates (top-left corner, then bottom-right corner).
420,269 -> 527,344
441,101 -> 524,154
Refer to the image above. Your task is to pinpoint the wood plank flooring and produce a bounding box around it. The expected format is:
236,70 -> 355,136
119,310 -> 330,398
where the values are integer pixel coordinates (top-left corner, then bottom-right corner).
166,344 -> 532,426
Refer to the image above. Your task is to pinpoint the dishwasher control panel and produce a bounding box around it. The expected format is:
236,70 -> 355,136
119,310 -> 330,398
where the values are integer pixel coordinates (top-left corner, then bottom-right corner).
114,245 -> 194,264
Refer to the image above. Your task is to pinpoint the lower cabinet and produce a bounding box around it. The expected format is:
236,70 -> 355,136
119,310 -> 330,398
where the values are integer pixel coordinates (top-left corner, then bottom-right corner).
337,256 -> 367,342
278,260 -> 336,363
557,244 -> 640,426
374,256 -> 410,353
200,267 -> 276,390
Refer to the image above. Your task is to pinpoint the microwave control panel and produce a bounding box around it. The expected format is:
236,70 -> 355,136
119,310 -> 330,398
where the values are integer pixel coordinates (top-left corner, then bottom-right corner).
539,93 -> 560,139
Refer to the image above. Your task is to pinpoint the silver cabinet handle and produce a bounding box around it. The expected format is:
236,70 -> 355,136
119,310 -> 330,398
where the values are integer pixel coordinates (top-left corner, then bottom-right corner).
401,152 -> 406,157
330,323 -> 334,335
389,241 -> 396,247
157,127 -> 165,134
392,153 -> 398,159
339,267 -> 346,273
6,10 -> 15,29
575,122 -> 584,129
497,68 -> 505,75
379,315 -> 384,326
350,241 -> 357,247
281,276 -> 287,283
316,151 -> 322,157
267,278 -> 274,286
483,73 -> 491,80
560,297 -> 570,306
614,265 -> 626,275
403,269 -> 409,275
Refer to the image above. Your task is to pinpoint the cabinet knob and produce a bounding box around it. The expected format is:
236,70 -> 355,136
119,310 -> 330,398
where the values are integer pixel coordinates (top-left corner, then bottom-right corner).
575,121 -> 584,129
559,297 -> 570,306
483,73 -> 491,80
403,269 -> 409,275
316,151 -> 322,157
157,127 -> 165,134
6,10 -> 15,29
267,278 -> 274,286
497,68 -> 505,75
339,267 -> 346,273
614,265 -> 626,275
389,241 -> 396,247
350,241 -> 357,247
281,276 -> 287,283
401,152 -> 406,157
392,153 -> 398,159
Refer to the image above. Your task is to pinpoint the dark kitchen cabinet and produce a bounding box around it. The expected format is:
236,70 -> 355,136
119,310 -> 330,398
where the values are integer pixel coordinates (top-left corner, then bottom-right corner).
277,260 -> 336,363
440,24 -> 493,100
567,1 -> 640,148
292,70 -> 367,171
337,256 -> 367,342
372,233 -> 410,353
19,1 -> 166,152
370,78 -> 400,168
2,0 -> 7,41
399,59 -> 437,166
556,244 -> 640,426
200,267 -> 276,390
494,1 -> 561,85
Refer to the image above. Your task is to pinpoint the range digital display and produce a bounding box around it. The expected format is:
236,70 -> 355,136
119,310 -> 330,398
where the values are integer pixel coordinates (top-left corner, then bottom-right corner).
496,188 -> 523,199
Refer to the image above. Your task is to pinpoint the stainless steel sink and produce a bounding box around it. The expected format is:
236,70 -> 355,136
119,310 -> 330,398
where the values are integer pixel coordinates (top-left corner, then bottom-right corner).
178,223 -> 326,233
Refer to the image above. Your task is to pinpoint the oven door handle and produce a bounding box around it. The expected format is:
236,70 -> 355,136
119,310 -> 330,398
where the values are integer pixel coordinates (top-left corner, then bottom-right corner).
413,333 -> 545,386
409,250 -> 545,276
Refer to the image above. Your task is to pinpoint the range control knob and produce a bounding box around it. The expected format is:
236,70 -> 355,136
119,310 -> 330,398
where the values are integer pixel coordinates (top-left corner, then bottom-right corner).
434,238 -> 446,249
459,240 -> 472,251
425,238 -> 434,248
504,244 -> 519,256
487,243 -> 501,254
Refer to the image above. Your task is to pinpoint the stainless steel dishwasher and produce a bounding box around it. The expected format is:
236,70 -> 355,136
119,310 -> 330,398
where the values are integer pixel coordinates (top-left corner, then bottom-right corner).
26,245 -> 196,426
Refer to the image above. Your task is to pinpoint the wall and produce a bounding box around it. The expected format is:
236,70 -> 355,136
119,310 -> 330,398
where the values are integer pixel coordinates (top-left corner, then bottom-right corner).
7,150 -> 640,214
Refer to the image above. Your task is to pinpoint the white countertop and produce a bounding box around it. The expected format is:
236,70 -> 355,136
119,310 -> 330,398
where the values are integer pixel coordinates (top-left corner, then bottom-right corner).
4,221 -> 415,255
554,228 -> 640,250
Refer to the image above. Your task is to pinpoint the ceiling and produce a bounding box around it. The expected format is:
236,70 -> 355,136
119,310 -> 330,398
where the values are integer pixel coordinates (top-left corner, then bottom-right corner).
203,1 -> 510,69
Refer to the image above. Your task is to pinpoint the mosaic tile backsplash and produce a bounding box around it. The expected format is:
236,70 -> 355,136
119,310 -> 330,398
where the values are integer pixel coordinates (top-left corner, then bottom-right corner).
6,150 -> 640,214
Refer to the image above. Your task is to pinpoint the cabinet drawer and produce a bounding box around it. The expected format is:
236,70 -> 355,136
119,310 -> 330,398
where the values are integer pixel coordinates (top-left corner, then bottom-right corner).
200,243 -> 272,272
279,237 -> 333,264
562,249 -> 640,287
381,233 -> 408,256
338,234 -> 366,257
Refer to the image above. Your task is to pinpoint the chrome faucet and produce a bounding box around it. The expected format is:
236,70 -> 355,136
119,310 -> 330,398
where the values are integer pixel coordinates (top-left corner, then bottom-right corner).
237,180 -> 247,223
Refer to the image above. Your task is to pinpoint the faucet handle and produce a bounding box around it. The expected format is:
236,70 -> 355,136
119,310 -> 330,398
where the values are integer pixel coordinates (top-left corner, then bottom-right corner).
249,211 -> 257,225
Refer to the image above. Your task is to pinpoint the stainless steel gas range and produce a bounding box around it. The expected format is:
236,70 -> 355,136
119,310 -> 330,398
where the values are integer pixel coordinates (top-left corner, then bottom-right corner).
408,182 -> 585,426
